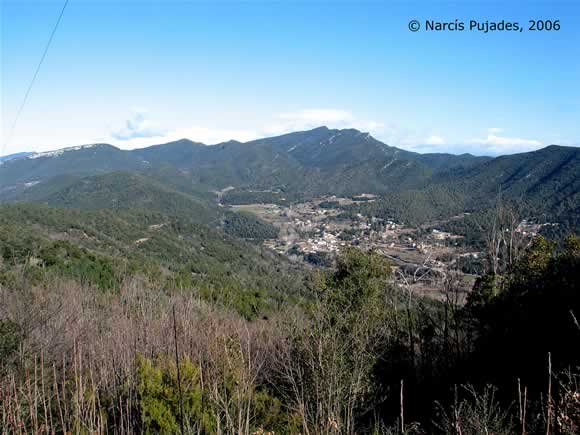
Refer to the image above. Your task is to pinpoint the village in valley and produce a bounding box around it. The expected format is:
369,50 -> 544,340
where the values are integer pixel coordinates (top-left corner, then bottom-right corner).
229,194 -> 545,299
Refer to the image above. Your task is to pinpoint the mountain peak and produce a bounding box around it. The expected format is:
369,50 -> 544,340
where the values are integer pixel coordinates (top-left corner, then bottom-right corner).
161,138 -> 201,146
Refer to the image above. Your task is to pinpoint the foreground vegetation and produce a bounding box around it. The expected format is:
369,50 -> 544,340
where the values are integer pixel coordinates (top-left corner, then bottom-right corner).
0,203 -> 303,320
1,221 -> 578,433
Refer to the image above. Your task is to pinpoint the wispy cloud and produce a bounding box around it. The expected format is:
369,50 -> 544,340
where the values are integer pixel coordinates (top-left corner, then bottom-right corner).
266,108 -> 384,136
111,110 -> 165,140
425,135 -> 446,146
468,128 -> 543,154
108,109 -> 260,148
395,134 -> 448,153
110,127 -> 260,149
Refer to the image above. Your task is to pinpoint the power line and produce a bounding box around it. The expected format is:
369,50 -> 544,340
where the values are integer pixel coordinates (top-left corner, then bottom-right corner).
3,0 -> 70,154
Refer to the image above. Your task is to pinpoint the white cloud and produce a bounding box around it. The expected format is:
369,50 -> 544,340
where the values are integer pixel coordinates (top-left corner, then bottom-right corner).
111,110 -> 165,140
369,125 -> 451,153
110,125 -> 260,149
394,134 -> 448,153
357,120 -> 386,131
369,126 -> 545,156
105,108 -> 261,148
425,135 -> 446,145
468,128 -> 543,154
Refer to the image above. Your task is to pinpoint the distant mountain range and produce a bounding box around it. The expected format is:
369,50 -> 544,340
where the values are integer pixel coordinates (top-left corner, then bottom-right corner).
1,127 -> 578,233
0,127 -> 509,193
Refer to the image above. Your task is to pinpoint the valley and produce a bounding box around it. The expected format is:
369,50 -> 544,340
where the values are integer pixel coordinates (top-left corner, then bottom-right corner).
1,126 -> 575,303
226,193 -> 543,300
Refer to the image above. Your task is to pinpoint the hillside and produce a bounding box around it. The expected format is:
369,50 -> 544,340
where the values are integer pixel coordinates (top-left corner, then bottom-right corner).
416,152 -> 493,172
444,145 -> 580,224
1,170 -> 280,242
0,144 -> 148,189
443,145 -> 579,201
0,202 -> 303,318
32,171 -> 218,224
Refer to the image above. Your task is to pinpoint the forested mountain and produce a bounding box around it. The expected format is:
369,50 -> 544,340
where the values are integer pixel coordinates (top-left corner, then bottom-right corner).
416,152 -> 493,172
0,170 -> 281,243
440,144 -> 580,236
0,202 -> 300,318
3,127 -> 576,230
0,144 -> 148,189
443,145 -> 580,205
1,128 -> 576,198
0,127 -> 486,195
20,171 -> 219,224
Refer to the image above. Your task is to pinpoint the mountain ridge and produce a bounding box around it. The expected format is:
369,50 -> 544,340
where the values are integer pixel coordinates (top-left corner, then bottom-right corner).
0,127 -> 493,195
1,127 -> 577,232
6,130 -> 574,168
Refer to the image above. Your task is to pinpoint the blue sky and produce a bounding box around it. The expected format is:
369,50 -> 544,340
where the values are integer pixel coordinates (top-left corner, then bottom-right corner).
1,0 -> 579,156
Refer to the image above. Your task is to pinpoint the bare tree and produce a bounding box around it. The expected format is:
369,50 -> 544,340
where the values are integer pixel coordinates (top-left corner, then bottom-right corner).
485,195 -> 533,277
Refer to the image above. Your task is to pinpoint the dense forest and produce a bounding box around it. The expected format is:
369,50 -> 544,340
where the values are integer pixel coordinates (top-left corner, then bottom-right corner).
0,204 -> 304,320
